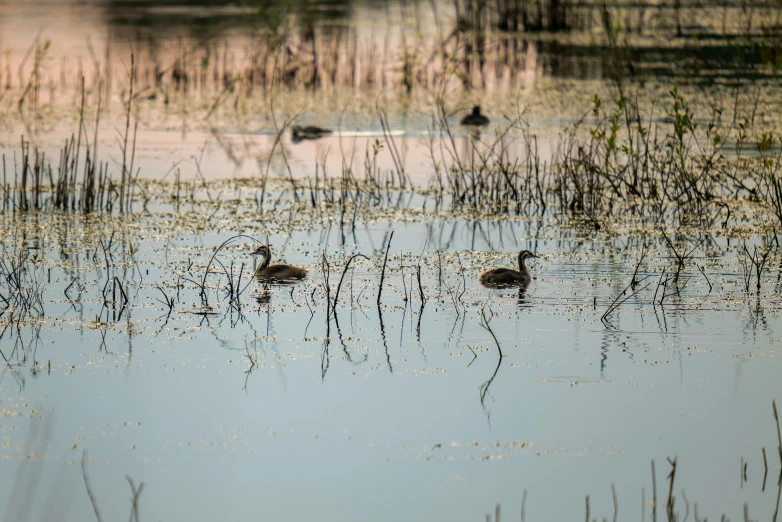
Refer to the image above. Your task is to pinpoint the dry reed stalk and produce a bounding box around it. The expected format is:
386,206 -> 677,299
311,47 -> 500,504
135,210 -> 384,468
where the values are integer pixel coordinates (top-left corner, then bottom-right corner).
377,231 -> 394,306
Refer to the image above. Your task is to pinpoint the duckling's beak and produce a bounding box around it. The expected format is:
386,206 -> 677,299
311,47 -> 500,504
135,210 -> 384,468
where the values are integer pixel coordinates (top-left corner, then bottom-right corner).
250,248 -> 263,256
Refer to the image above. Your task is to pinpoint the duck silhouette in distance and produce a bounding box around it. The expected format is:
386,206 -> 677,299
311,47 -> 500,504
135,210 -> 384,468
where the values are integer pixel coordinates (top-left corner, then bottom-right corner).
291,125 -> 332,143
460,106 -> 490,127
479,250 -> 539,288
251,245 -> 308,283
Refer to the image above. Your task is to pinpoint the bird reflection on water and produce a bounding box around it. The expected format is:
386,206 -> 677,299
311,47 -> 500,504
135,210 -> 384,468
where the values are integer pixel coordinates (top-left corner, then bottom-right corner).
252,288 -> 272,304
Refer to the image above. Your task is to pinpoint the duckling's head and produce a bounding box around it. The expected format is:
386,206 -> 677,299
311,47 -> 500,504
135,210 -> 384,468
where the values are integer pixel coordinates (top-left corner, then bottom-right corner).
472,105 -> 482,115
517,250 -> 539,265
251,244 -> 271,259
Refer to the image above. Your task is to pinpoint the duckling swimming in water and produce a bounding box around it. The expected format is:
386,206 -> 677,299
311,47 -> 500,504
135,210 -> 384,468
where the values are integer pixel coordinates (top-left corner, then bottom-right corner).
460,106 -> 490,127
251,245 -> 307,282
479,250 -> 538,287
291,125 -> 332,143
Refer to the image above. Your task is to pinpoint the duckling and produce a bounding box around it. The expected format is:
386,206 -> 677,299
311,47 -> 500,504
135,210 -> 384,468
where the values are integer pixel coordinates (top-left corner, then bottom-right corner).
251,245 -> 307,282
291,125 -> 332,143
460,106 -> 490,127
479,250 -> 539,287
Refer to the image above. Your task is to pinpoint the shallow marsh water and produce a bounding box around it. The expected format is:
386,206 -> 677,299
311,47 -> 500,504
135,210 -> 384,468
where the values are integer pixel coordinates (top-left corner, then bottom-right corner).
0,192 -> 780,521
2,0 -> 782,521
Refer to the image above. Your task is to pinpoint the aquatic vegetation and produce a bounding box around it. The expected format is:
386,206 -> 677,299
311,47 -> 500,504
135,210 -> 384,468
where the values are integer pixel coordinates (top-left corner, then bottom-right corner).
2,0 -> 782,139
488,434 -> 782,522
0,233 -> 46,368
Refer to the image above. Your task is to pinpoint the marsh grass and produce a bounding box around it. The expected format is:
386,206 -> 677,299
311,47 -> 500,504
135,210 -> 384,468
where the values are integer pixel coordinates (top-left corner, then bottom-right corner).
427,96 -> 551,215
2,60 -> 782,367
3,0 -> 782,136
414,86 -> 782,238
2,66 -> 140,214
739,243 -> 775,295
4,17 -> 782,231
0,235 -> 46,368
549,88 -> 782,236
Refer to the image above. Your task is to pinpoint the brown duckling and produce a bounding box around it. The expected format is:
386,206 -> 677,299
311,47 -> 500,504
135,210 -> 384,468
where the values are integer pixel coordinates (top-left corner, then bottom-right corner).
479,250 -> 538,287
460,106 -> 490,126
291,125 -> 332,143
251,245 -> 307,282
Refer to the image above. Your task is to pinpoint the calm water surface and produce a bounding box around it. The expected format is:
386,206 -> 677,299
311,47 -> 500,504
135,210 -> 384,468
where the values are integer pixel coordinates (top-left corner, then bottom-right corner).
0,210 -> 779,521
1,1 -> 782,521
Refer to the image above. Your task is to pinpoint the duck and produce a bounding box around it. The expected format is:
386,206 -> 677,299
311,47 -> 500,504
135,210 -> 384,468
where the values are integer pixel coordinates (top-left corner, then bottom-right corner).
291,125 -> 332,143
479,250 -> 538,287
460,106 -> 490,126
251,244 -> 308,282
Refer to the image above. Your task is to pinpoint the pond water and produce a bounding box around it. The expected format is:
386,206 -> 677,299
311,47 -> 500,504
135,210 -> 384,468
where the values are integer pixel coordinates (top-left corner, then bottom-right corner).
1,1 -> 782,522
0,199 -> 779,521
